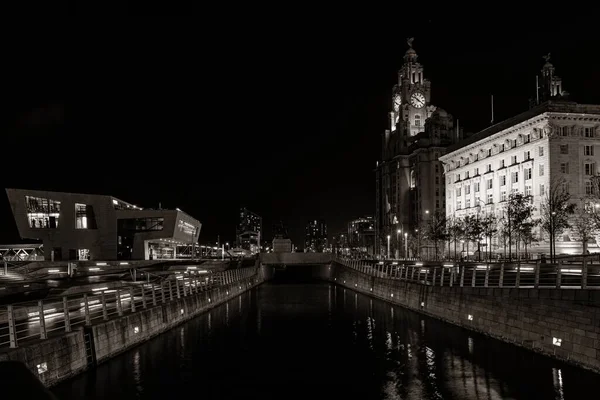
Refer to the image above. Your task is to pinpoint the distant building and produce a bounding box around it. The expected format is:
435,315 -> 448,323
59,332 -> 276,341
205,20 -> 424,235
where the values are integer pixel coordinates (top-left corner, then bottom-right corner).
305,219 -> 327,252
272,238 -> 292,252
5,188 -> 201,261
236,207 -> 262,254
348,216 -> 375,255
331,232 -> 349,255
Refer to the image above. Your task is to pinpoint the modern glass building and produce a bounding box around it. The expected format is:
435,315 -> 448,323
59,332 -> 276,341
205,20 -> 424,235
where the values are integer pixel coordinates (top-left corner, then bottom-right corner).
5,188 -> 201,261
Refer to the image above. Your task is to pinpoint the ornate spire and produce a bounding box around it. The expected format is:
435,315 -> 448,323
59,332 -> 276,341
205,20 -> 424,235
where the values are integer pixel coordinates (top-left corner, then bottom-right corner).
404,37 -> 417,62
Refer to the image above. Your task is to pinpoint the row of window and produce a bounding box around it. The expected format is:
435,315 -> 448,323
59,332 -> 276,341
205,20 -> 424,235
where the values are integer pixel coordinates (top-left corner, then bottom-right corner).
557,126 -> 597,137
455,168 -> 538,198
448,130 -> 596,171
452,145 -> 595,183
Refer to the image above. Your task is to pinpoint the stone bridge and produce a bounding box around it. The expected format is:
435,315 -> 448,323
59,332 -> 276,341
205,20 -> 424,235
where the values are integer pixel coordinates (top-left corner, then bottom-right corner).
259,252 -> 333,265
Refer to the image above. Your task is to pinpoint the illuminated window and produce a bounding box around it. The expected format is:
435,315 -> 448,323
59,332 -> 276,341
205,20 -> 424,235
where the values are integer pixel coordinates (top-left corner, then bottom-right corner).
26,196 -> 61,229
75,203 -> 97,229
415,115 -> 421,127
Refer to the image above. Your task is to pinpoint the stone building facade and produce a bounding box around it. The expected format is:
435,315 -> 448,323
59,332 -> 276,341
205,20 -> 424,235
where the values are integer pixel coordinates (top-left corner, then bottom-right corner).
375,39 -> 464,257
440,60 -> 600,256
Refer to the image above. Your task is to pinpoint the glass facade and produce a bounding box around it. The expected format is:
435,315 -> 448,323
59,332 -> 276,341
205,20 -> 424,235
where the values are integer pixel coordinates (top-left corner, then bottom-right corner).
75,203 -> 97,229
117,217 -> 165,260
25,195 -> 61,228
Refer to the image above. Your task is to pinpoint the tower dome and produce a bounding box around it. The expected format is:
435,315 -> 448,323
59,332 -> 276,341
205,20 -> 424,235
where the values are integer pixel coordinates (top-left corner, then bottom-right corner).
404,37 -> 418,62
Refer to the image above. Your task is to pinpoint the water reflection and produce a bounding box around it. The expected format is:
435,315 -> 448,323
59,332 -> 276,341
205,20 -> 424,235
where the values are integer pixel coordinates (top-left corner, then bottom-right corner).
53,282 -> 600,400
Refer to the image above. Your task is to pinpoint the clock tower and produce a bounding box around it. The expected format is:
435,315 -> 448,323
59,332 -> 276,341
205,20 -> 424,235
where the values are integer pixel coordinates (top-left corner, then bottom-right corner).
393,38 -> 435,137
376,38 -> 462,258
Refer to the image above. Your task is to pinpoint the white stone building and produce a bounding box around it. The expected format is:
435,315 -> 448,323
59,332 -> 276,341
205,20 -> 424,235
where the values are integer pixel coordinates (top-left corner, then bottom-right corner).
440,61 -> 600,256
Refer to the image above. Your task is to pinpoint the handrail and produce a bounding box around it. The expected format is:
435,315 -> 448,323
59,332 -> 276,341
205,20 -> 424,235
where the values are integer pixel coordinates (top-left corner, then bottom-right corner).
0,266 -> 259,349
335,255 -> 600,291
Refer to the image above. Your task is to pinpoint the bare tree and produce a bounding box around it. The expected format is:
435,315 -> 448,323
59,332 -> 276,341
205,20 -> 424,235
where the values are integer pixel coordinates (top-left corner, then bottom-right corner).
540,179 -> 575,262
503,193 -> 536,260
464,214 -> 483,261
425,210 -> 448,261
446,217 -> 464,261
573,203 -> 598,254
480,214 -> 498,261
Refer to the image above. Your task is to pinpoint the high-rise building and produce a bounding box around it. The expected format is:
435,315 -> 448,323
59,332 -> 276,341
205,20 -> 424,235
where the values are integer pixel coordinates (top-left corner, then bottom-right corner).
441,57 -> 600,256
236,207 -> 262,254
375,39 -> 464,257
347,216 -> 375,255
304,219 -> 327,252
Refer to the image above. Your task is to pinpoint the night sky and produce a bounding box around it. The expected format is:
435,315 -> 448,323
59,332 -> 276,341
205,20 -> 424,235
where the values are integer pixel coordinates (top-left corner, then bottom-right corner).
2,13 -> 599,248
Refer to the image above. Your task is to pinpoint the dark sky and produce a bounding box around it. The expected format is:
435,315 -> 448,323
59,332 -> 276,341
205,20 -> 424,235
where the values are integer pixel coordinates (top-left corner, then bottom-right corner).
2,11 -> 600,247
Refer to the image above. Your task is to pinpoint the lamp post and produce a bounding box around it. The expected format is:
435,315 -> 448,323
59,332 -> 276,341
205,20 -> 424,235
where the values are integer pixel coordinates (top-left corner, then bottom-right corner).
396,229 -> 401,259
387,235 -> 391,259
415,229 -> 420,260
404,232 -> 408,259
550,211 -> 556,262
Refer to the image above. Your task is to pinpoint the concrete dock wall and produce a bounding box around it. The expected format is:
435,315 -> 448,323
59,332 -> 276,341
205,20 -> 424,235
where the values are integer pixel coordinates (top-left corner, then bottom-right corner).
0,266 -> 267,387
0,330 -> 88,387
330,262 -> 600,373
92,276 -> 261,364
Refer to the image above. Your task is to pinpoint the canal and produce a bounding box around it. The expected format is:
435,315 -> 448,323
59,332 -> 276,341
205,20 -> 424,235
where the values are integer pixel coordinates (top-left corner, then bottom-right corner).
52,281 -> 600,399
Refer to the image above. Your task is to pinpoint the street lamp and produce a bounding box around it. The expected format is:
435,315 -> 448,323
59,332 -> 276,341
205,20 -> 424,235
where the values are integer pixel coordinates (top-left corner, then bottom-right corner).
415,229 -> 420,260
550,211 -> 556,262
396,229 -> 401,259
387,235 -> 391,259
404,232 -> 408,259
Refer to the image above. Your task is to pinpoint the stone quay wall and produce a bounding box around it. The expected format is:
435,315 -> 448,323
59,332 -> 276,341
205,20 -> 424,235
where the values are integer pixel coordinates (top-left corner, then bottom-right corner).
0,266 -> 267,387
329,262 -> 600,373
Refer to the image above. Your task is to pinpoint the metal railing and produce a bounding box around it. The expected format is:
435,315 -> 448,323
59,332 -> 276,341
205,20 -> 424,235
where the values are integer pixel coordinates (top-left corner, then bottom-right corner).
336,255 -> 600,290
0,267 -> 257,349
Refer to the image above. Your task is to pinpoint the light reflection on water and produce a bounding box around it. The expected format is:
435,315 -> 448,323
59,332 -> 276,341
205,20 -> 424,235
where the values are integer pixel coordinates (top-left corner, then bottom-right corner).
53,282 -> 600,400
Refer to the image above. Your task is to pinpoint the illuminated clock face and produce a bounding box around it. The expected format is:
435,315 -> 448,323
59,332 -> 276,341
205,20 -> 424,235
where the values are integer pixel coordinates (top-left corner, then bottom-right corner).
410,91 -> 426,108
393,95 -> 401,112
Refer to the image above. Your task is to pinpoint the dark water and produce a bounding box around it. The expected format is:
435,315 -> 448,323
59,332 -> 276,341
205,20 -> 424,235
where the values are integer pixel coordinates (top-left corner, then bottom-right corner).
52,282 -> 600,400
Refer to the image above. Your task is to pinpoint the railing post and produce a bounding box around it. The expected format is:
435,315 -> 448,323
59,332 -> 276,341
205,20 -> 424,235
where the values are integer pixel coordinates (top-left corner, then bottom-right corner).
410,266 -> 416,281
169,280 -> 174,301
62,296 -> 72,332
471,266 -> 476,287
130,287 -> 136,312
459,265 -> 465,287
499,263 -> 505,288
152,284 -> 157,306
38,300 -> 47,339
515,264 -> 521,288
141,286 -> 147,309
7,305 -> 17,348
556,261 -> 562,289
176,279 -> 181,298
449,268 -> 454,287
440,267 -> 445,286
83,294 -> 91,326
432,268 -> 437,286
484,264 -> 490,287
116,289 -> 123,316
534,260 -> 540,289
582,257 -> 588,289
101,292 -> 108,320
160,281 -> 166,303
